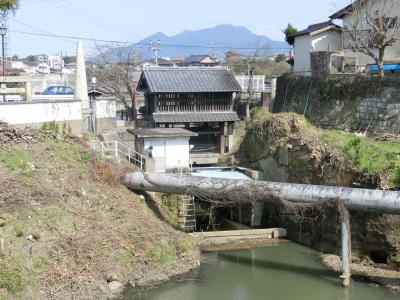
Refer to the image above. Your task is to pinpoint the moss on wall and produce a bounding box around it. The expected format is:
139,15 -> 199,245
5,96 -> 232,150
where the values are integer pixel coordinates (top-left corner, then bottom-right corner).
273,74 -> 393,130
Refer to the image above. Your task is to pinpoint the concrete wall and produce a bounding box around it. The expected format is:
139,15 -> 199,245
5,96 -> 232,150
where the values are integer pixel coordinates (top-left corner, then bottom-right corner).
143,137 -> 191,172
294,35 -> 312,73
294,31 -> 342,75
312,30 -> 342,52
0,100 -> 82,124
0,98 -> 116,135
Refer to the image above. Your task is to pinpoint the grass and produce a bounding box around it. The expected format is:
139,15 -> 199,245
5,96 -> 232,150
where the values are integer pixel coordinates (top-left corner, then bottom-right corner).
0,267 -> 24,294
322,131 -> 400,187
177,237 -> 196,255
116,248 -> 135,265
44,140 -> 93,173
158,194 -> 180,227
147,243 -> 174,268
249,110 -> 400,188
1,149 -> 34,177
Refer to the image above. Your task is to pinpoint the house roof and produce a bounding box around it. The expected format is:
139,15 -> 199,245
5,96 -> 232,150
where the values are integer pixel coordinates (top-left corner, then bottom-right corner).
184,55 -> 212,63
292,21 -> 341,37
151,112 -> 240,123
226,50 -> 246,57
330,3 -> 356,19
174,55 -> 188,62
140,68 -> 242,93
127,128 -> 198,138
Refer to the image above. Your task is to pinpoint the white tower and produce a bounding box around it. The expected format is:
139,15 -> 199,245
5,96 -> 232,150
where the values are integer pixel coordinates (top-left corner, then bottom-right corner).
74,41 -> 90,133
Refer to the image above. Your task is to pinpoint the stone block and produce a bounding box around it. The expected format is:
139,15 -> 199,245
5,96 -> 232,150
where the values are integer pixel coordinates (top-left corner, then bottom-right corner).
278,147 -> 289,166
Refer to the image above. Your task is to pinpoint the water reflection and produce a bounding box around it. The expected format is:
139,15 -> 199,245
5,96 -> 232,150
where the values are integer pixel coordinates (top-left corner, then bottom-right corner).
124,242 -> 397,300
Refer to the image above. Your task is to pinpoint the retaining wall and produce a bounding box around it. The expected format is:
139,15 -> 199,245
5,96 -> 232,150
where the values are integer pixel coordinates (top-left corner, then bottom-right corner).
273,75 -> 400,133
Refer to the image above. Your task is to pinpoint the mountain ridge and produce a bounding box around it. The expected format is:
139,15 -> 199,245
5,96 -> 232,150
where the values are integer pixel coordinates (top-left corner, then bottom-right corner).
127,24 -> 289,59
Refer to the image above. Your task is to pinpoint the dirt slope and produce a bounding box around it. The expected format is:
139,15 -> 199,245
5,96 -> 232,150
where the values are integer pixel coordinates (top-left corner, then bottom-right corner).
0,124 -> 199,299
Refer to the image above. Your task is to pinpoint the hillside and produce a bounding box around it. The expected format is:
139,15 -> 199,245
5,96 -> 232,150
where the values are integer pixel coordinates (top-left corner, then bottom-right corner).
0,123 -> 200,299
125,24 -> 290,59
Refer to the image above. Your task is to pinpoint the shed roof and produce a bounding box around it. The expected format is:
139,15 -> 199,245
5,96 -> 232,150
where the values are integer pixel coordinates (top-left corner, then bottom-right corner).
140,68 -> 242,93
127,128 -> 198,138
292,21 -> 341,37
152,112 -> 240,123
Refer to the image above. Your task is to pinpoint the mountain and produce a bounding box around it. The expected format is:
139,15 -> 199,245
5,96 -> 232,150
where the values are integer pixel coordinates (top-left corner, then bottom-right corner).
126,24 -> 289,59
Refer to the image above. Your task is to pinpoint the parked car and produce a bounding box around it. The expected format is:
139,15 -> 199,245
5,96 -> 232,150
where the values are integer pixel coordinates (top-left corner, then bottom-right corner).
42,86 -> 74,95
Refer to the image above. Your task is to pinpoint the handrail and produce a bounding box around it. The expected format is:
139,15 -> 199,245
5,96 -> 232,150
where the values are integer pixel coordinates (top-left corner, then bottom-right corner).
91,141 -> 145,170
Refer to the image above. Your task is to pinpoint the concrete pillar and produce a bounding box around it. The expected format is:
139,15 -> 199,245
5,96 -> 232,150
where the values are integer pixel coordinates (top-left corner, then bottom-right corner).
219,123 -> 225,155
25,81 -> 32,101
262,92 -> 271,112
219,122 -> 228,155
341,210 -> 351,287
228,123 -> 234,153
250,202 -> 263,227
75,41 -> 90,133
271,77 -> 277,101
42,76 -> 47,91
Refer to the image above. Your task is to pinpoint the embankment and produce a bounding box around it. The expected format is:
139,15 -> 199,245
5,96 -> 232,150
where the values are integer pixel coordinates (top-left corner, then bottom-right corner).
0,123 -> 200,299
233,111 -> 400,266
273,74 -> 400,134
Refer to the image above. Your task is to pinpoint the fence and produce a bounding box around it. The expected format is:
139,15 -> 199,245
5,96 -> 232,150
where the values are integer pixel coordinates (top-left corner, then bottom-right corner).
91,141 -> 145,170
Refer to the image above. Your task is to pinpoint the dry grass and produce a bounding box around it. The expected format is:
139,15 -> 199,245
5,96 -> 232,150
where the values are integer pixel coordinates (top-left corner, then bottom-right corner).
0,136 -> 199,299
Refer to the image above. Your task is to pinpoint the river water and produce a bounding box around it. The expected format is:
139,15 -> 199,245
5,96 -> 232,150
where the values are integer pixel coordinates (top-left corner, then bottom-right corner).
124,242 -> 397,300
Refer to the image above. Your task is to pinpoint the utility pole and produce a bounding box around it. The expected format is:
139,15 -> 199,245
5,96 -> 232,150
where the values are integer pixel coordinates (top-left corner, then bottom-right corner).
0,25 -> 7,102
150,40 -> 161,66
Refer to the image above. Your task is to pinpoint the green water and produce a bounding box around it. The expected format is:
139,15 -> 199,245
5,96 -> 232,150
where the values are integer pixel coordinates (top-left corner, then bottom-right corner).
124,242 -> 397,300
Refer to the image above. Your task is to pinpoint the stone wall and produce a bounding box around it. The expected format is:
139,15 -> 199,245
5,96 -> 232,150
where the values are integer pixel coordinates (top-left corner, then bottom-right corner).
356,89 -> 400,133
273,75 -> 400,134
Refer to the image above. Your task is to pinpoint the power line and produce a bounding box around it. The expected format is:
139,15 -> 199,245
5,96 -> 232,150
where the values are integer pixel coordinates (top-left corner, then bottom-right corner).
12,19 -> 75,45
53,0 -> 129,37
9,29 -> 291,50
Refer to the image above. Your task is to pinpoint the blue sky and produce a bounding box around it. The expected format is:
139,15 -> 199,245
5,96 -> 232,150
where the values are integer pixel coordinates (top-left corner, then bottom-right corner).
8,0 -> 349,57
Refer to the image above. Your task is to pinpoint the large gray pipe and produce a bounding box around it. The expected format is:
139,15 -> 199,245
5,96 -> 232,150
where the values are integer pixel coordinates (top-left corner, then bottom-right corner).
123,172 -> 400,214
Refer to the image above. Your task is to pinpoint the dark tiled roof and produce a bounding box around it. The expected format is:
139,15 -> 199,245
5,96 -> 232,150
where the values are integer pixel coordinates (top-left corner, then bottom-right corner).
330,3 -> 356,19
127,128 -> 198,138
140,68 -> 242,93
152,112 -> 240,123
292,21 -> 341,37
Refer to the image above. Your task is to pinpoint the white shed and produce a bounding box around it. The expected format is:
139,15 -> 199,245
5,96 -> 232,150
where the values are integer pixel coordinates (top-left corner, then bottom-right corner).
292,21 -> 342,75
129,128 -> 198,172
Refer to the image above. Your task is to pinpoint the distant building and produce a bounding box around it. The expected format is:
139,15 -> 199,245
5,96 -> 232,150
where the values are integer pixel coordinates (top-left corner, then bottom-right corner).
48,56 -> 64,71
137,67 -> 241,166
37,62 -> 51,75
291,21 -> 342,75
177,55 -> 218,67
225,50 -> 247,63
157,58 -> 175,67
174,55 -> 187,65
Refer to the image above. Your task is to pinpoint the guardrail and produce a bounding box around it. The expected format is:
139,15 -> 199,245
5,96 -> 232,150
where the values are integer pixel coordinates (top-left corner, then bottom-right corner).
92,141 -> 145,171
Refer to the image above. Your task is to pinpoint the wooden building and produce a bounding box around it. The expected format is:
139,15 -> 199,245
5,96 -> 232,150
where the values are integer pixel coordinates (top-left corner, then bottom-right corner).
138,67 -> 241,165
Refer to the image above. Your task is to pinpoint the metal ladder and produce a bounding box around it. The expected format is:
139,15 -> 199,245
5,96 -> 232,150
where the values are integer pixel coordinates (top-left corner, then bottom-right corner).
179,195 -> 196,232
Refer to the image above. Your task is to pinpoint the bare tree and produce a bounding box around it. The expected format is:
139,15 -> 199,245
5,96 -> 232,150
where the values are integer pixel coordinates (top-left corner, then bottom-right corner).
244,43 -> 268,119
90,45 -> 142,128
345,0 -> 400,78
